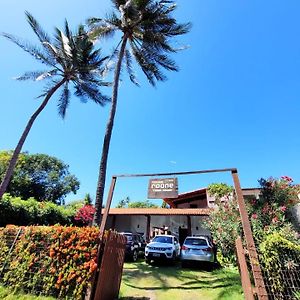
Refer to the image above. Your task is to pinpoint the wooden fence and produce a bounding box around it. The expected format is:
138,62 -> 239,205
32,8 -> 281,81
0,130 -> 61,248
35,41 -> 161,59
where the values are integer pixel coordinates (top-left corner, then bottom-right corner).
92,231 -> 127,300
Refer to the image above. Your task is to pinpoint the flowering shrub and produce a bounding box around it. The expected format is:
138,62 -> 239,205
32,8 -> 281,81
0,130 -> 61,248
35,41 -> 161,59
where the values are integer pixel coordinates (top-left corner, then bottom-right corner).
205,177 -> 300,265
74,205 -> 96,226
0,225 -> 100,299
249,176 -> 300,243
204,198 -> 241,264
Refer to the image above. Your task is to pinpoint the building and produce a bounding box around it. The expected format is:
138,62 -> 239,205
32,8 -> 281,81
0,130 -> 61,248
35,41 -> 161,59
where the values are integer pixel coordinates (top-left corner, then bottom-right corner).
104,187 -> 260,244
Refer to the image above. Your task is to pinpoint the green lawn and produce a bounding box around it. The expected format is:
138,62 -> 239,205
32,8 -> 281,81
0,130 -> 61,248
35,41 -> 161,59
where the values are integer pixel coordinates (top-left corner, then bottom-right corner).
119,261 -> 243,300
0,285 -> 55,300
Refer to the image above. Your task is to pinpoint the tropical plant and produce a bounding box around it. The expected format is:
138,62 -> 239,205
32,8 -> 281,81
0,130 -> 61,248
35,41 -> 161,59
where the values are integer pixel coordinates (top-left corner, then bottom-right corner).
0,151 -> 80,204
248,176 -> 300,243
207,183 -> 234,204
0,225 -> 100,298
0,12 -> 109,200
204,197 -> 241,264
0,194 -> 76,226
88,0 -> 191,224
259,232 -> 300,299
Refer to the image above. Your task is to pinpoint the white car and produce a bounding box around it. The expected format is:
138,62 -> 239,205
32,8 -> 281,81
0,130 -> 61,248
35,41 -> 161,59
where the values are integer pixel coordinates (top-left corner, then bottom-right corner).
145,235 -> 180,263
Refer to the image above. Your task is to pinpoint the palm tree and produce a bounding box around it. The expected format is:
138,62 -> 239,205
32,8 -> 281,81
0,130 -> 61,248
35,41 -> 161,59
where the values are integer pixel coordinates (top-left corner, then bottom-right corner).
88,0 -> 191,224
0,12 -> 110,199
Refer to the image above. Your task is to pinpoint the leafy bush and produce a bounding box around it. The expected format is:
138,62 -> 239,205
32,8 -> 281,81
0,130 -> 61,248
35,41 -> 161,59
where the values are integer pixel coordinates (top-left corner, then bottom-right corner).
207,183 -> 234,203
0,225 -> 99,299
248,176 -> 300,244
205,199 -> 241,264
0,194 -> 76,226
259,232 -> 300,299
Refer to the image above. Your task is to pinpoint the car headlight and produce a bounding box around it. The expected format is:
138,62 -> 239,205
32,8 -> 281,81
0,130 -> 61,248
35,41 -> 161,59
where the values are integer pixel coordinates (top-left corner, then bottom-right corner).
166,247 -> 172,251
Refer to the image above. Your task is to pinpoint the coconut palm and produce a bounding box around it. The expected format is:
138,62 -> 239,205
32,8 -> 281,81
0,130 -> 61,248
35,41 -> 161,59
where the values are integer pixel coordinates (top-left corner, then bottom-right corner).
88,0 -> 191,224
0,12 -> 110,199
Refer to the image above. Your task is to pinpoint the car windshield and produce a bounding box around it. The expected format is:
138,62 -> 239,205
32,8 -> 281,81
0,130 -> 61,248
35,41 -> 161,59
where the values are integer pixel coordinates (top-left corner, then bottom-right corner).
185,238 -> 208,246
152,236 -> 172,244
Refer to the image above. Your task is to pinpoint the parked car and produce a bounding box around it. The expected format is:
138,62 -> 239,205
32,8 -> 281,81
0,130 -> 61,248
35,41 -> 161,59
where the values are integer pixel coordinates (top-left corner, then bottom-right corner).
120,232 -> 143,262
180,235 -> 215,267
145,235 -> 180,263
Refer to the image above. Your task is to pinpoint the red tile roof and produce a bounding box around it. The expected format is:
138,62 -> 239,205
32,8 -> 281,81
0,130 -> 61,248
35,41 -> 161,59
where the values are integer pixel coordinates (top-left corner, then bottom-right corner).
103,208 -> 211,216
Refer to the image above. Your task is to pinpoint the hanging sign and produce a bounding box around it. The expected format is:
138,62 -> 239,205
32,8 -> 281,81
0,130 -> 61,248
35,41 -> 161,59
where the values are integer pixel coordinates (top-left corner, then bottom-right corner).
148,177 -> 178,199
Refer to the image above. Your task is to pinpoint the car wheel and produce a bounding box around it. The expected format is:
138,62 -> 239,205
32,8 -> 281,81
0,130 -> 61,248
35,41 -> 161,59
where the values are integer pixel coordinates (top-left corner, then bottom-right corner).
145,257 -> 151,264
132,250 -> 138,262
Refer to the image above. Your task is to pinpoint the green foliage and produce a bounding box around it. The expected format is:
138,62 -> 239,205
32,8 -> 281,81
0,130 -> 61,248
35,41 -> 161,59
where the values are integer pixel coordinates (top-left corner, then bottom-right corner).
207,183 -> 234,203
0,151 -> 80,204
3,13 -> 109,113
258,176 -> 300,207
0,284 -> 55,299
294,290 -> 300,300
128,200 -> 159,208
259,232 -> 300,298
83,193 -> 93,205
161,201 -> 169,208
116,196 -> 130,208
249,176 -> 300,244
88,0 -> 191,87
115,197 -> 159,208
205,183 -> 239,264
204,198 -> 241,264
0,194 -> 76,227
0,226 -> 99,299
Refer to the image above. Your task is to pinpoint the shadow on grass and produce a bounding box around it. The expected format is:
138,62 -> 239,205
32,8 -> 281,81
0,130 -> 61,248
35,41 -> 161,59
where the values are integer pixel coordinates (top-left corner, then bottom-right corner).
122,260 -> 242,298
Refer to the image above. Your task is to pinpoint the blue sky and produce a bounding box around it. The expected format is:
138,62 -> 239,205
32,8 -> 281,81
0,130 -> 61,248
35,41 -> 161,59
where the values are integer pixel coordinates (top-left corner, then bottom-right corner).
1,0 -> 300,206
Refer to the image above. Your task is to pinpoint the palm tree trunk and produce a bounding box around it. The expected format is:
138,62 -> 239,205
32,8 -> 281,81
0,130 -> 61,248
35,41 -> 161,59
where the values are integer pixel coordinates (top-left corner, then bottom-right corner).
94,35 -> 128,225
0,79 -> 66,199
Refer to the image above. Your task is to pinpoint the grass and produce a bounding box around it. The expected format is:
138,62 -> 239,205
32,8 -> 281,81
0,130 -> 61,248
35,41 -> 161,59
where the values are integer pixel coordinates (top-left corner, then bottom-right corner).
119,261 -> 243,300
0,285 -> 55,300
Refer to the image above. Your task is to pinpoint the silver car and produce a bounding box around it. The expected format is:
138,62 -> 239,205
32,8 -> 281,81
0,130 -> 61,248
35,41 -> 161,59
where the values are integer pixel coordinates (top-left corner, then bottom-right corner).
181,236 -> 215,266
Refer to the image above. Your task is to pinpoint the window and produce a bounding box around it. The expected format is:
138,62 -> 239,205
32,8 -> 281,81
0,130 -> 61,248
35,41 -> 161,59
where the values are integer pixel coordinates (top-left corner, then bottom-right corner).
185,238 -> 208,246
152,236 -> 172,244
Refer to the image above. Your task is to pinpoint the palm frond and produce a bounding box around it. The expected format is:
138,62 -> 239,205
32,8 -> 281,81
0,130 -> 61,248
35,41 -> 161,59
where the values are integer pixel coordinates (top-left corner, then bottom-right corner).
124,49 -> 139,86
15,69 -> 58,81
130,39 -> 166,86
37,79 -> 60,98
55,27 -> 72,58
89,25 -> 116,41
25,11 -> 51,44
112,0 -> 127,10
151,52 -> 178,71
58,82 -> 70,118
2,32 -> 56,66
75,81 -> 110,105
105,11 -> 122,28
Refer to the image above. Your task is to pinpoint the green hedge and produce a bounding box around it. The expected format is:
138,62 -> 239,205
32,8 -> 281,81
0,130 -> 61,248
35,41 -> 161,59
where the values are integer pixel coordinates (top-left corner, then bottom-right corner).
259,233 -> 300,298
0,225 -> 99,299
0,194 -> 76,226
